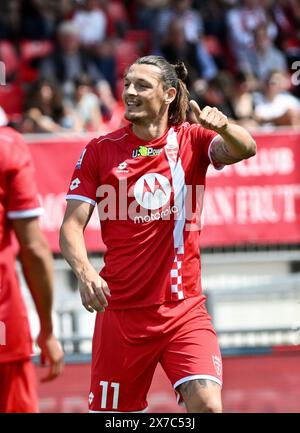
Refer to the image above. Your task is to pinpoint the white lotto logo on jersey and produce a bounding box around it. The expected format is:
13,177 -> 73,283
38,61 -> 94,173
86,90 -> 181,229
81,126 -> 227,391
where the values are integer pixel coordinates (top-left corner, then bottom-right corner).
134,173 -> 171,210
70,177 -> 81,191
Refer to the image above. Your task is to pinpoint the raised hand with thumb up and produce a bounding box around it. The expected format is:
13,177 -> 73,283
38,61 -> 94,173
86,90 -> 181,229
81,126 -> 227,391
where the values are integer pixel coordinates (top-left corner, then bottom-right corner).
189,100 -> 229,134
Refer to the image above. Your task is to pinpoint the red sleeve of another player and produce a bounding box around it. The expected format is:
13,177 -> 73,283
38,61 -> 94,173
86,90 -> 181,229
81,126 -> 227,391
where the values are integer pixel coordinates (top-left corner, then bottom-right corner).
7,137 -> 42,219
189,124 -> 223,170
66,139 -> 100,206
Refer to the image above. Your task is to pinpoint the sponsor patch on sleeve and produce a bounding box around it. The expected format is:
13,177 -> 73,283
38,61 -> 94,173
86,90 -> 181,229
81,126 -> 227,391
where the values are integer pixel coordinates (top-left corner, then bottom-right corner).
76,148 -> 87,169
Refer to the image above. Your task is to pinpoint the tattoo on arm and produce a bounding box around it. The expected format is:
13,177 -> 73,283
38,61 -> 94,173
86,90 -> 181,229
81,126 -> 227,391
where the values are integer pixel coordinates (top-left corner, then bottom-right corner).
179,379 -> 219,400
210,138 -> 242,165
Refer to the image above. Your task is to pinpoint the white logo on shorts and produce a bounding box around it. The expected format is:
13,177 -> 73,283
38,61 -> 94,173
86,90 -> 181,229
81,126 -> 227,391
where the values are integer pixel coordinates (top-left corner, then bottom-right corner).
212,355 -> 222,376
88,392 -> 94,405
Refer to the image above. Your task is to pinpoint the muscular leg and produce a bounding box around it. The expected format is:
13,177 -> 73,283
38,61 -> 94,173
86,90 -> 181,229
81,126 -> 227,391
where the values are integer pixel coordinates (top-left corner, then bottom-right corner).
178,379 -> 222,413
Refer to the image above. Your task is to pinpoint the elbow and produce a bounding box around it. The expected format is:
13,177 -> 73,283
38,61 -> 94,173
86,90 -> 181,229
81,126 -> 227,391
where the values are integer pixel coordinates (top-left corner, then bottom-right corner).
59,224 -> 67,256
59,221 -> 78,257
20,236 -> 51,261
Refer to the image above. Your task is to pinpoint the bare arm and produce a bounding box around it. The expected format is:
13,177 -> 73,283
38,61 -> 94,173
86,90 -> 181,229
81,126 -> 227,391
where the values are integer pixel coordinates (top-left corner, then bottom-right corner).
190,100 -> 257,165
26,108 -> 66,133
13,217 -> 64,382
59,200 -> 110,313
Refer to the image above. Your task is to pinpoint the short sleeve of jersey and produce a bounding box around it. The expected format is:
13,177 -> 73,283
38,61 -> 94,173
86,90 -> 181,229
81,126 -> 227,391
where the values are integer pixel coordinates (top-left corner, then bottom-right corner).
189,123 -> 224,171
66,139 -> 100,206
6,133 -> 42,219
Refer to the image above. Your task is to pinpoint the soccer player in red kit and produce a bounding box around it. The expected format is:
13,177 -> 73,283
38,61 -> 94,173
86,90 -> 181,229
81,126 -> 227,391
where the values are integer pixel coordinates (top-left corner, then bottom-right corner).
0,126 -> 64,413
60,56 -> 256,413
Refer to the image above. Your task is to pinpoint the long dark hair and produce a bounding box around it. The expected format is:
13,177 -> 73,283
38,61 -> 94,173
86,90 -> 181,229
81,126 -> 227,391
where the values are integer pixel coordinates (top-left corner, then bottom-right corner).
134,55 -> 189,125
25,78 -> 65,122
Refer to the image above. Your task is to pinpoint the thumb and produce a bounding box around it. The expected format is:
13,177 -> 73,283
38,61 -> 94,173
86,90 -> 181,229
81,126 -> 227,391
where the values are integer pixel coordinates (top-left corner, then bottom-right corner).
189,99 -> 202,118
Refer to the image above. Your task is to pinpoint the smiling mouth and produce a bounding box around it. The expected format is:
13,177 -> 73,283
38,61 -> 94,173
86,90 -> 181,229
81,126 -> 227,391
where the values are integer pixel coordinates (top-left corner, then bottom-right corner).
126,100 -> 142,108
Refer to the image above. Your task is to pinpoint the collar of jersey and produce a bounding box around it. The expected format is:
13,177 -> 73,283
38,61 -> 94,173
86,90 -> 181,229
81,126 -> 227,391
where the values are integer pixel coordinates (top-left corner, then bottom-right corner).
126,124 -> 171,147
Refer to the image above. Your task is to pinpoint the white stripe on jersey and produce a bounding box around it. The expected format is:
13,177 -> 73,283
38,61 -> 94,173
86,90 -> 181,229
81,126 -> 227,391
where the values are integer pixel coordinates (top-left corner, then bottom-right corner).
165,128 -> 186,249
7,207 -> 43,219
165,128 -> 186,300
66,194 -> 96,206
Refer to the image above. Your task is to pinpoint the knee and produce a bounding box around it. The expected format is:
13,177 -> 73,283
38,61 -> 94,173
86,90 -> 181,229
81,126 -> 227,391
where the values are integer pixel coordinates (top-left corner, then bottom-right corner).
179,379 -> 222,413
186,397 -> 222,413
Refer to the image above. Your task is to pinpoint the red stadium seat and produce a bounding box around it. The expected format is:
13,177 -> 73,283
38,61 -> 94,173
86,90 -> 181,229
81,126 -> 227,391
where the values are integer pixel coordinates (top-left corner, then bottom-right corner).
20,40 -> 53,62
107,1 -> 128,22
18,62 -> 39,83
125,30 -> 151,56
18,40 -> 53,83
105,1 -> 129,37
202,35 -> 222,57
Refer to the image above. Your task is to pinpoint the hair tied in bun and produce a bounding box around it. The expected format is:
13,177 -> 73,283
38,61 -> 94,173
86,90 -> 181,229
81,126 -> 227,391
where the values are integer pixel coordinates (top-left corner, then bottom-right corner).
173,61 -> 188,82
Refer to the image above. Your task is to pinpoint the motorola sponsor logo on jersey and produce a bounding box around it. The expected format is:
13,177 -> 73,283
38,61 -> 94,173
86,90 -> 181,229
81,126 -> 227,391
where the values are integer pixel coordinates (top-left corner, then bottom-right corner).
133,173 -> 178,223
96,173 -> 205,225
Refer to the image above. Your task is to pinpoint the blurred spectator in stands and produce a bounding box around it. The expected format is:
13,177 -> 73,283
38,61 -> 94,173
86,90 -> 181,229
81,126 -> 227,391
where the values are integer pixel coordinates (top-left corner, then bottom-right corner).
19,0 -> 56,40
241,23 -> 288,81
194,0 -> 228,42
0,13 -> 10,39
232,70 -> 260,128
39,20 -> 108,100
99,0 -> 130,39
91,39 -> 117,95
188,62 -> 261,129
154,0 -> 204,50
86,78 -> 126,130
131,0 -> 169,31
0,0 -> 75,40
71,0 -> 107,48
254,70 -> 300,127
22,78 -> 83,133
1,0 -> 20,41
158,18 -> 218,83
65,74 -> 103,131
191,0 -> 230,71
190,72 -> 237,123
226,0 -> 278,72
59,0 -> 76,20
266,0 -> 300,65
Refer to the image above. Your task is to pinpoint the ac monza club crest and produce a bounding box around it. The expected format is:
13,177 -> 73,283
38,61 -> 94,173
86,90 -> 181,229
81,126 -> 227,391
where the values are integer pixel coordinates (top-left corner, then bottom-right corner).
134,173 -> 171,210
212,355 -> 222,376
165,130 -> 179,162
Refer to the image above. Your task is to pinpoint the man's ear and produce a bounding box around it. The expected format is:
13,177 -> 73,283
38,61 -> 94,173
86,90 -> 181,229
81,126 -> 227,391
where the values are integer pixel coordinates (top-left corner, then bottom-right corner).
165,87 -> 177,105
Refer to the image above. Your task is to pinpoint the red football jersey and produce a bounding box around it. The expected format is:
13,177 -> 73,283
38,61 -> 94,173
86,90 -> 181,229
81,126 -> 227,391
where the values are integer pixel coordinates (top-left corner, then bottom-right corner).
0,127 -> 43,363
66,123 -> 221,309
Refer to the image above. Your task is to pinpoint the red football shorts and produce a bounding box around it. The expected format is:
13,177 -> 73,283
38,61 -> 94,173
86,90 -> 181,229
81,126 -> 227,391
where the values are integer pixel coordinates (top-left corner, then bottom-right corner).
0,359 -> 39,413
89,296 -> 222,412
